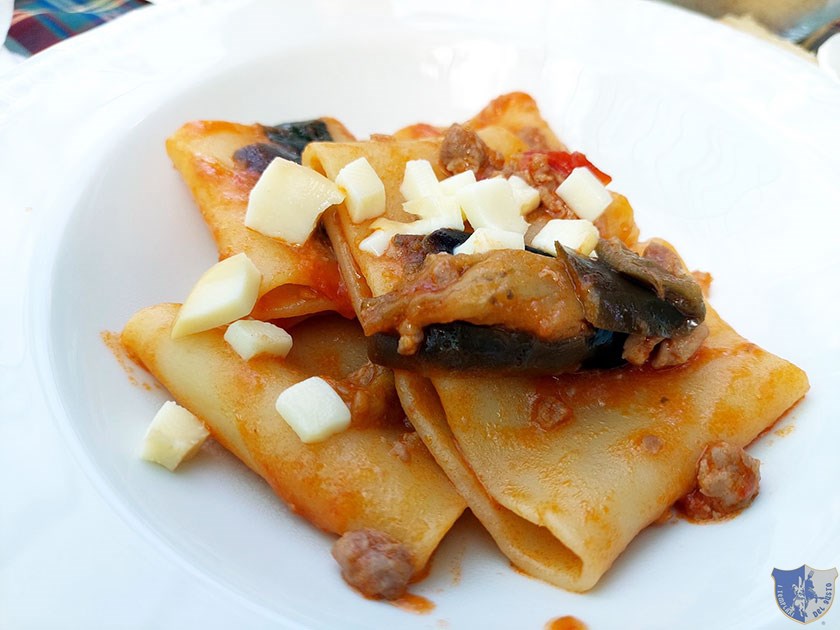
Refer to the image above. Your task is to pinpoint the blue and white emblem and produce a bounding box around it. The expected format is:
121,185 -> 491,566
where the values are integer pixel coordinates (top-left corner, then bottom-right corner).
772,565 -> 837,624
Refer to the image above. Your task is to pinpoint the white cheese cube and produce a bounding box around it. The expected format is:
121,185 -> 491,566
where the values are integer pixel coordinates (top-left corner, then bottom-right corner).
224,319 -> 293,360
402,195 -> 464,230
456,178 -> 528,234
334,157 -> 386,223
370,216 -> 452,236
555,167 -> 612,221
275,377 -> 351,444
508,175 -> 541,215
400,160 -> 441,201
245,157 -> 344,244
172,253 -> 261,339
141,401 -> 209,471
359,230 -> 393,257
531,219 -> 600,256
439,170 -> 477,196
453,227 -> 525,255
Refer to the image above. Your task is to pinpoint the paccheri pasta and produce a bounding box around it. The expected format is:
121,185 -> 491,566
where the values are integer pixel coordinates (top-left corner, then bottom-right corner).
121,93 -> 808,600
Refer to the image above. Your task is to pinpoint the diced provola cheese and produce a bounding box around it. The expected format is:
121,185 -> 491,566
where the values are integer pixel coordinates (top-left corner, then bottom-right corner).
531,219 -> 600,256
438,170 -> 476,196
224,319 -> 293,360
245,157 -> 344,244
555,167 -> 613,221
402,195 -> 464,230
453,227 -> 525,255
275,377 -> 351,444
370,216 -> 453,237
359,230 -> 393,257
456,178 -> 528,234
400,160 -> 441,201
141,401 -> 209,471
334,157 -> 386,223
171,253 -> 261,339
508,175 -> 541,215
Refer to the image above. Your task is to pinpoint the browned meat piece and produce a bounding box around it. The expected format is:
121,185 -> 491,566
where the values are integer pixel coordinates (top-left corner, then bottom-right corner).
642,239 -> 687,276
622,323 -> 708,368
503,153 -> 575,218
622,334 -> 664,366
331,529 -> 414,600
651,323 -> 709,368
360,250 -> 588,355
327,362 -> 405,430
679,442 -> 761,521
439,124 -> 503,178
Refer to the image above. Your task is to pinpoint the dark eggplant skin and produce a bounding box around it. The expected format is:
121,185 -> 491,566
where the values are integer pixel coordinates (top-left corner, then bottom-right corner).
368,322 -> 627,376
368,231 -> 700,375
594,238 -> 706,321
557,246 -> 698,338
420,229 -> 470,254
233,119 -> 332,172
232,143 -> 294,173
263,120 -> 332,155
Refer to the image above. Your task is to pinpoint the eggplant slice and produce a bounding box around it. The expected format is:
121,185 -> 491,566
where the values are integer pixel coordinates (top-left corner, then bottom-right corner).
369,323 -> 627,376
557,246 -> 700,339
364,233 -> 705,375
233,119 -> 335,173
593,238 -> 706,321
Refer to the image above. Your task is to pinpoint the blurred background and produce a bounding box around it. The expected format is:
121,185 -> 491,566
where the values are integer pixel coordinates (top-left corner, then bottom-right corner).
0,0 -> 839,61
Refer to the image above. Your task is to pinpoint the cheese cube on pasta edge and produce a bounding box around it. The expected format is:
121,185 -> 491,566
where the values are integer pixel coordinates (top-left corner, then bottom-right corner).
245,157 -> 344,244
171,253 -> 262,339
141,401 -> 210,471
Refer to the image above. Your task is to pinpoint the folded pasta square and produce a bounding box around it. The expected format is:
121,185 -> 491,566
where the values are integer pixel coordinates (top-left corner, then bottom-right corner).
122,304 -> 466,575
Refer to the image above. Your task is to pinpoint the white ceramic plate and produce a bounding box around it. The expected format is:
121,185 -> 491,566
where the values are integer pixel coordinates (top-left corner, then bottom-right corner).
3,1 -> 840,628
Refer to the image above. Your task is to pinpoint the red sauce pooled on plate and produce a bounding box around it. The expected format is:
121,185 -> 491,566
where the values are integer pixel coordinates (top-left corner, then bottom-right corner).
391,592 -> 435,614
545,615 -> 588,630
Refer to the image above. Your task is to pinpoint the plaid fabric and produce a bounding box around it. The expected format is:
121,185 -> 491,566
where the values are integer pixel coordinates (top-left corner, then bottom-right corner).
5,0 -> 150,57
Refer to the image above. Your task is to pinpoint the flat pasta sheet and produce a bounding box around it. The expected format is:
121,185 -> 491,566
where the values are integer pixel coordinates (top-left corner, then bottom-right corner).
397,308 -> 808,590
309,93 -> 809,591
122,304 -> 465,571
167,119 -> 355,320
124,92 -> 809,597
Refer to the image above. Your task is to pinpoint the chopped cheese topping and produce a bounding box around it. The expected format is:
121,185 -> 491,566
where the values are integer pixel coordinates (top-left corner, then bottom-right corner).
359,229 -> 393,257
402,195 -> 464,230
531,219 -> 600,256
224,319 -> 293,360
400,160 -> 441,201
141,401 -> 209,471
171,253 -> 261,339
453,227 -> 525,255
371,216 -> 453,237
508,175 -> 541,215
555,167 -> 612,221
439,170 -> 477,196
245,157 -> 344,244
456,178 -> 528,234
334,157 -> 386,223
275,377 -> 352,444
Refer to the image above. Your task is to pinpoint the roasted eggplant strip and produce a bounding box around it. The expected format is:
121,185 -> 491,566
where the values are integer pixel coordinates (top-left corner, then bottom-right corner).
369,322 -> 627,375
362,236 -> 705,374
360,249 -> 588,355
234,118 -> 354,173
594,238 -> 706,321
557,246 -> 699,339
